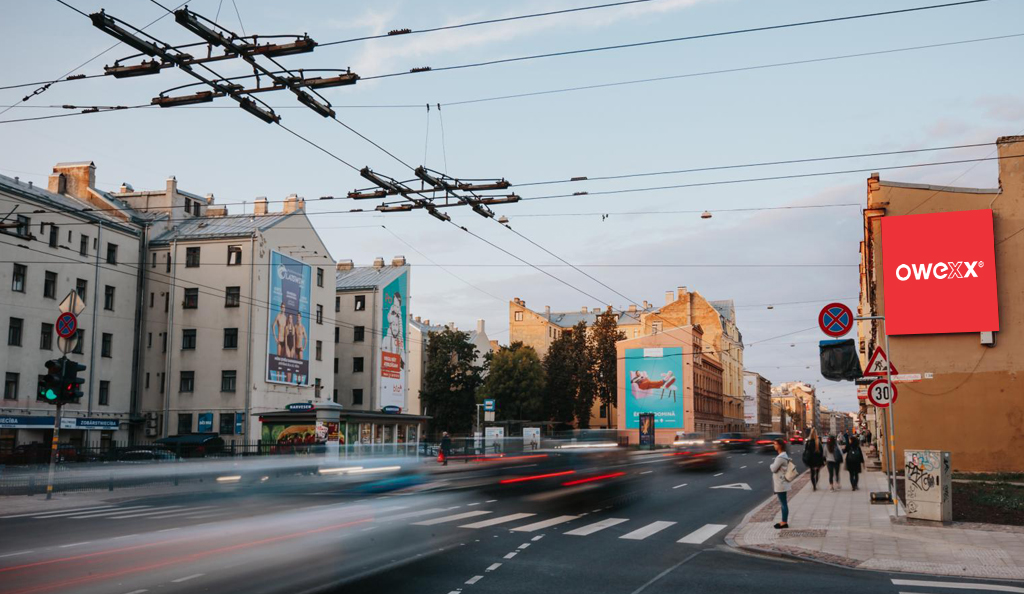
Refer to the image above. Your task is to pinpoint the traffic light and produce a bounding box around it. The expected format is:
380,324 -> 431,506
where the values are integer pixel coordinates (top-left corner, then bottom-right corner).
61,360 -> 87,404
39,358 -> 64,403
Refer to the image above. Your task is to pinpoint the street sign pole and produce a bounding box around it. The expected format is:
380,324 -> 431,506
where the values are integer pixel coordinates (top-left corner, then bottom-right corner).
856,314 -> 898,516
45,358 -> 67,500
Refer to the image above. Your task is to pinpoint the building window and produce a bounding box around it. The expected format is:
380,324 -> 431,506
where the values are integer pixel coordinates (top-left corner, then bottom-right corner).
161,332 -> 167,353
12,215 -> 30,238
145,372 -> 150,389
76,278 -> 88,302
80,235 -> 89,256
316,267 -> 324,287
333,358 -> 339,373
316,304 -> 323,324
221,370 -> 236,393
334,326 -> 339,344
335,296 -> 340,312
98,381 -> 110,405
106,243 -> 118,265
353,357 -> 364,373
333,388 -> 338,403
43,271 -> 57,298
354,326 -> 365,342
159,372 -> 165,394
352,389 -> 363,405
149,292 -> 154,308
12,264 -> 26,292
181,329 -> 197,350
219,413 -> 235,435
4,373 -> 18,400
183,288 -> 198,309
73,329 -> 85,354
223,328 -> 238,349
225,286 -> 240,308
104,285 -> 115,311
515,311 -> 526,322
652,321 -> 663,334
179,371 -> 195,392
185,246 -> 200,267
40,323 -> 53,350
315,340 -> 323,361
165,253 -> 171,273
177,413 -> 192,434
48,225 -> 59,248
227,245 -> 242,265
354,295 -> 365,311
164,292 -> 169,312
8,317 -> 23,346
101,332 -> 113,357
147,332 -> 152,348
151,252 -> 157,268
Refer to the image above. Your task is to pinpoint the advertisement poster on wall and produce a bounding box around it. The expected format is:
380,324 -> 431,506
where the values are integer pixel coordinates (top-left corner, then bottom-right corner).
379,271 -> 408,410
266,251 -> 311,386
625,347 -> 683,429
638,413 -> 655,449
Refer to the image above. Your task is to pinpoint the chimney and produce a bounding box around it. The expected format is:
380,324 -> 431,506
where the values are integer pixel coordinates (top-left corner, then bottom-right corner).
665,291 -> 675,305
206,206 -> 228,217
544,305 -> 550,316
581,306 -> 588,313
205,193 -> 215,205
424,319 -> 430,326
48,172 -> 67,195
119,182 -> 134,193
50,162 -> 97,199
254,197 -> 268,216
283,194 -> 300,214
336,259 -> 353,271
677,286 -> 688,301
628,304 -> 637,312
166,176 -> 177,195
373,257 -> 385,269
643,300 -> 650,309
392,255 -> 406,266
414,316 -> 421,323
592,307 -> 601,313
477,319 -> 485,334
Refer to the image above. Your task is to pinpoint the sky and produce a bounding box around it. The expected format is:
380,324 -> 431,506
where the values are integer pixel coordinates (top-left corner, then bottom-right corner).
2,0 -> 1022,413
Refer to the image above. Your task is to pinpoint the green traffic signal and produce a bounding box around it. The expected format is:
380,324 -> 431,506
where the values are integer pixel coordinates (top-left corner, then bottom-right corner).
41,359 -> 64,404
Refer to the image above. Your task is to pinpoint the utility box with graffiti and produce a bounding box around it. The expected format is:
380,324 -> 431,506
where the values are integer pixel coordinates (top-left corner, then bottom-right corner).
904,450 -> 952,522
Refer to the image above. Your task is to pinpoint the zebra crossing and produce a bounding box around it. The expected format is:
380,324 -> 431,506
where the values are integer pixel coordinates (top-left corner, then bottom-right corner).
410,508 -> 729,545
0,503 -> 221,521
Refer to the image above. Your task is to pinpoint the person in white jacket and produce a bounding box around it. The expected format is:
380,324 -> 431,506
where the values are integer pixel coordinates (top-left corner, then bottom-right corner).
770,439 -> 792,529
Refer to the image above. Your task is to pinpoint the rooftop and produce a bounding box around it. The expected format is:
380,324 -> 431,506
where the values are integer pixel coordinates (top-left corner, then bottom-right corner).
336,264 -> 408,291
0,172 -> 141,233
150,212 -> 293,244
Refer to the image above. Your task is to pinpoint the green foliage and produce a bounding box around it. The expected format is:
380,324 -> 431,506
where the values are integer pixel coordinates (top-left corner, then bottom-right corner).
543,329 -> 578,426
419,328 -> 483,436
590,311 -> 626,408
482,344 -> 546,422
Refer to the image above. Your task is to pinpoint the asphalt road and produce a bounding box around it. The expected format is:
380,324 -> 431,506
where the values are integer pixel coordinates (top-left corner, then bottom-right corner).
0,450 -> 1019,594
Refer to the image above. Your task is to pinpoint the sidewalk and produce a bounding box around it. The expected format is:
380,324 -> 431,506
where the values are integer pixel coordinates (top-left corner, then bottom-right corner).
0,481 -> 231,515
727,471 -> 1024,581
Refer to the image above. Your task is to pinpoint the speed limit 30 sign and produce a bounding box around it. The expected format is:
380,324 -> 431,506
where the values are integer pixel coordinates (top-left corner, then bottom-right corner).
867,378 -> 898,408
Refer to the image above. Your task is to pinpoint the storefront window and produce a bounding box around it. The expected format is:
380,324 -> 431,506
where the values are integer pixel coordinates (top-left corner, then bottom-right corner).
360,423 -> 372,444
408,425 -> 418,443
374,424 -> 383,444
384,425 -> 394,444
397,425 -> 406,444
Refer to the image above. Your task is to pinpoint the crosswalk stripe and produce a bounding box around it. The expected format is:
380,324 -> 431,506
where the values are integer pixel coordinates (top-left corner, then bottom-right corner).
381,507 -> 460,523
460,513 -> 535,529
143,506 -> 218,519
678,523 -> 727,544
621,521 -> 677,540
68,506 -> 152,519
564,518 -> 629,536
413,510 -> 491,526
891,579 -> 1024,593
3,505 -> 115,519
106,506 -> 185,519
511,515 -> 579,532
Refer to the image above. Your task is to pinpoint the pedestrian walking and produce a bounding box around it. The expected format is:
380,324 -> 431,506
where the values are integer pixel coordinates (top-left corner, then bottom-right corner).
844,435 -> 864,491
439,431 -> 452,466
801,428 -> 825,491
826,435 -> 844,491
770,438 -> 796,529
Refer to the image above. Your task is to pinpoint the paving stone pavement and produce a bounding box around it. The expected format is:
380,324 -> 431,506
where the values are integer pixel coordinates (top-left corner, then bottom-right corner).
727,471 -> 1024,581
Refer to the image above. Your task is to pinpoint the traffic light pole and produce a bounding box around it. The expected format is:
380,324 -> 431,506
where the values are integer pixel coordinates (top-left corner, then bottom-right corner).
45,402 -> 63,500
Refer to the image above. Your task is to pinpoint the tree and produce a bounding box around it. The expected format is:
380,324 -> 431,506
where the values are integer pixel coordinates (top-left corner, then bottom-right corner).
419,328 -> 483,436
570,322 -> 597,428
543,329 -> 578,427
482,344 -> 545,422
589,311 -> 626,410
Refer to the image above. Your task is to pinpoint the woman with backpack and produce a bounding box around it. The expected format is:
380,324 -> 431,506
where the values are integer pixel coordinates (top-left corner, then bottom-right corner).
826,435 -> 844,491
770,438 -> 797,529
802,428 -> 825,491
844,435 -> 864,491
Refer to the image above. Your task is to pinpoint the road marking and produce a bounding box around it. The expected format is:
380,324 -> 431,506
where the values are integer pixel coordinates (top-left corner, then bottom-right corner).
518,543 -> 530,549
678,523 -> 728,544
467,502 -> 480,506
112,534 -> 139,540
759,461 -> 764,464
171,573 -> 204,583
106,506 -> 185,519
621,521 -> 677,540
460,513 -> 535,529
157,528 -> 179,533
532,535 -> 544,541
414,511 -> 491,526
711,483 -> 752,491
504,552 -> 517,559
713,473 -> 724,477
511,515 -> 578,532
673,483 -> 688,489
67,506 -> 153,519
486,563 -> 502,572
740,465 -> 747,469
3,505 -> 116,519
628,550 -> 702,594
362,526 -> 377,532
124,590 -> 148,594
0,550 -> 32,558
891,579 -> 1024,592
640,470 -> 653,475
59,541 -> 91,548
565,518 -> 629,536
145,506 -> 218,519
466,575 -> 484,585
486,500 -> 497,503
384,507 -> 459,522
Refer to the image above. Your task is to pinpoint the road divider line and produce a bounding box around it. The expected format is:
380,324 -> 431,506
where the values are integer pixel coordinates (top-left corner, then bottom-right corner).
106,506 -> 185,519
511,515 -> 578,532
891,579 -> 1024,592
640,470 -> 653,475
565,518 -> 629,536
678,523 -> 728,544
504,552 -> 517,559
0,551 -> 32,559
673,484 -> 687,489
67,506 -> 153,519
740,466 -> 747,469
145,506 -> 218,519
532,535 -> 544,541
713,473 -> 724,477
466,575 -> 484,585
3,505 -> 115,519
621,521 -> 677,541
171,573 -> 204,583
460,513 -> 535,529
518,543 -> 530,550
414,511 -> 492,526
486,563 -> 502,571
59,542 -> 91,548
123,589 -> 148,594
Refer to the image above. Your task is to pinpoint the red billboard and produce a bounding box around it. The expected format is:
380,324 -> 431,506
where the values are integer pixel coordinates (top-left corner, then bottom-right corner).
881,209 -> 998,335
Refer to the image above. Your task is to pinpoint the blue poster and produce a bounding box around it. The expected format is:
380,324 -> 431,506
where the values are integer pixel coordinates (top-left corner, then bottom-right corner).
625,347 -> 683,429
267,251 -> 312,385
235,412 -> 246,435
198,412 -> 213,433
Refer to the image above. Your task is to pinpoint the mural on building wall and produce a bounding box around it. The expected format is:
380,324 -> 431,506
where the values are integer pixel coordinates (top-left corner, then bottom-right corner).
380,271 -> 407,410
625,347 -> 683,429
266,251 -> 311,386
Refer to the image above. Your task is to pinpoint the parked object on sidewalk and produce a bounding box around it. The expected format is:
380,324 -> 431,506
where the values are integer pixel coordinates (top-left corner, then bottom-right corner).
904,450 -> 952,522
802,428 -> 825,491
770,438 -> 793,529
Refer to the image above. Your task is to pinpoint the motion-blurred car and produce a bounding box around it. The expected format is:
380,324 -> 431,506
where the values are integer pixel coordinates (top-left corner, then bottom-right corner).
755,433 -> 787,453
114,448 -> 180,463
712,432 -> 752,451
789,434 -> 805,445
667,432 -> 723,470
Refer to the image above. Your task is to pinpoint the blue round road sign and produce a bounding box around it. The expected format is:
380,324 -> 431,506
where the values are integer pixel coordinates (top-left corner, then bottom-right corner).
56,312 -> 78,339
818,303 -> 853,338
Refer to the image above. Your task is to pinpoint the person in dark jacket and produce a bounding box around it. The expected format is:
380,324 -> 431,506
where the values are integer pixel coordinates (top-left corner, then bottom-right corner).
440,432 -> 452,466
801,428 -> 826,491
844,435 -> 864,491
826,435 -> 844,491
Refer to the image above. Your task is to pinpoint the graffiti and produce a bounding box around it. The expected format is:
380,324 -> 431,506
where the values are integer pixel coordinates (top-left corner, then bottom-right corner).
906,461 -> 936,492
942,484 -> 950,503
906,501 -> 918,514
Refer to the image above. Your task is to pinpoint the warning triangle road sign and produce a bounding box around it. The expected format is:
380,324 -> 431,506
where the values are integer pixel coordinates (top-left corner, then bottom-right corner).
863,346 -> 899,377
